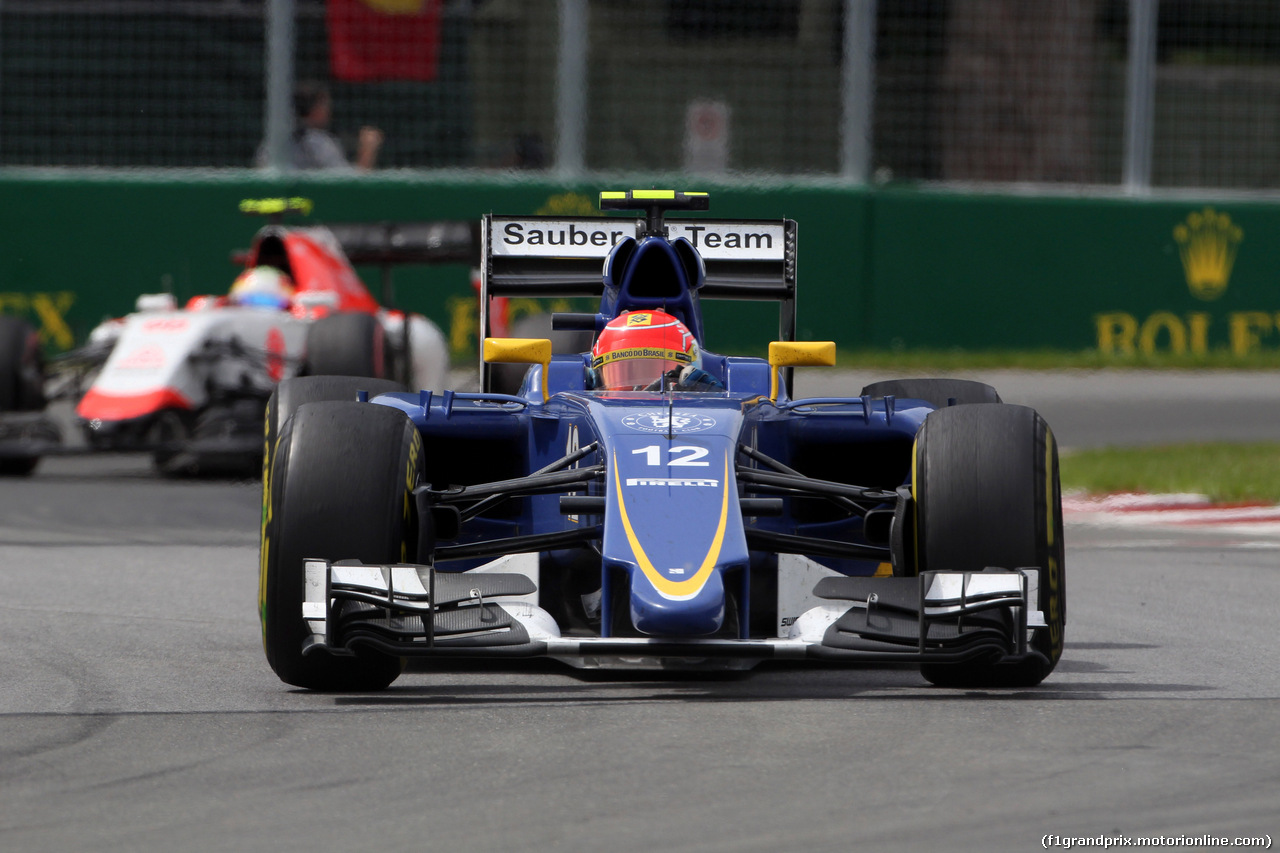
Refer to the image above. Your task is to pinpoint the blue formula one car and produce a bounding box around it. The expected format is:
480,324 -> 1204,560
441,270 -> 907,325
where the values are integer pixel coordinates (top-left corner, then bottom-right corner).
258,190 -> 1065,691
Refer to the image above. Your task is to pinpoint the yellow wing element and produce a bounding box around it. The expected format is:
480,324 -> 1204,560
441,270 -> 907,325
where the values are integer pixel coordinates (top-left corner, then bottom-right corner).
239,197 -> 313,217
599,190 -> 709,210
767,340 -> 836,402
483,337 -> 552,402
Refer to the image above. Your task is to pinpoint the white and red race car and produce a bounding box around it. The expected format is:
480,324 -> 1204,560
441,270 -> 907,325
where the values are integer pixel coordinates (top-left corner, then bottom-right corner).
0,199 -> 469,475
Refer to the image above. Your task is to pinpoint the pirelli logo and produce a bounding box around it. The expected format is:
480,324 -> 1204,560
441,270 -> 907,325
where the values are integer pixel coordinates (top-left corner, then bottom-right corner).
625,477 -> 719,487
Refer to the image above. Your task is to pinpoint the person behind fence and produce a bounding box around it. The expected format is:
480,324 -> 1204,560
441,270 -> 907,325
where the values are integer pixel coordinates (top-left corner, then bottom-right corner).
255,80 -> 382,171
588,310 -> 724,392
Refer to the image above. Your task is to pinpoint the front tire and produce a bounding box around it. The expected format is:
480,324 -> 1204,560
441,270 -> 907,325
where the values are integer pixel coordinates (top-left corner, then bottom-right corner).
260,400 -> 421,690
260,377 -> 407,583
0,316 -> 48,476
912,403 -> 1065,688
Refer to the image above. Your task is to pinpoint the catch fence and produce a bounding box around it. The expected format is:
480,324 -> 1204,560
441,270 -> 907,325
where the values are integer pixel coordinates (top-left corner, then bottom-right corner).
2,1 -> 1279,190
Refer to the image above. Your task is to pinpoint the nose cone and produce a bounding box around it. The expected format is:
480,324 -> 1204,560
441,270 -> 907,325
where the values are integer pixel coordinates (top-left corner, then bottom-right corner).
596,406 -> 750,638
629,568 -> 726,636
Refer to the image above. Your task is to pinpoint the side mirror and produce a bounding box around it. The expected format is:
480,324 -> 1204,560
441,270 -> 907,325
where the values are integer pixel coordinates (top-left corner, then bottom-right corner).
767,341 -> 836,402
483,337 -> 553,402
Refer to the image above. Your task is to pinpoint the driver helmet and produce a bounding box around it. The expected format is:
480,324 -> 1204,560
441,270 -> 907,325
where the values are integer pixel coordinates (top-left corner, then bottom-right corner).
229,266 -> 295,310
590,310 -> 701,391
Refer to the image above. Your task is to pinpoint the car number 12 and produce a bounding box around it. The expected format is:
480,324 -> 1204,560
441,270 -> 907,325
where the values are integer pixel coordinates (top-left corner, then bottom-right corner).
631,445 -> 710,467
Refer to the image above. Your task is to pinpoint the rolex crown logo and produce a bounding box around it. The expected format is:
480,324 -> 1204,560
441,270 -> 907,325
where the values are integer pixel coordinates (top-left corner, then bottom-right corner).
1173,207 -> 1242,301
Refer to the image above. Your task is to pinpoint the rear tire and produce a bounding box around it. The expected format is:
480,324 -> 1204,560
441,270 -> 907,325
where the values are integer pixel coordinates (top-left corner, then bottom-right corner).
860,378 -> 1001,408
305,312 -> 387,379
262,375 -> 407,500
912,404 -> 1065,688
260,400 -> 421,690
0,316 -> 47,476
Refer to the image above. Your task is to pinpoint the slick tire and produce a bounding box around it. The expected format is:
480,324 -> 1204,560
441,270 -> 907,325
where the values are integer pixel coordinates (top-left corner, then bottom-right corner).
859,378 -> 1001,408
150,409 -> 197,477
260,400 -> 422,691
305,312 -> 388,379
912,403 -> 1065,689
0,315 -> 48,476
259,377 -> 407,684
262,375 -> 407,498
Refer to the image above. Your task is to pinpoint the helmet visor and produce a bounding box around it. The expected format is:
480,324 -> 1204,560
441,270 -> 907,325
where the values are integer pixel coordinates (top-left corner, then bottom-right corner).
592,348 -> 691,391
235,292 -> 291,310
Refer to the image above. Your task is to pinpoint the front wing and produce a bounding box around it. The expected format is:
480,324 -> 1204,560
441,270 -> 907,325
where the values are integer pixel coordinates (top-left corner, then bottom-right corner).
300,559 -> 1044,668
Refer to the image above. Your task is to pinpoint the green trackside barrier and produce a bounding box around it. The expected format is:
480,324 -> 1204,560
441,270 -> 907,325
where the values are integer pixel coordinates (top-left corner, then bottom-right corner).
865,189 -> 1280,358
0,172 -> 1277,361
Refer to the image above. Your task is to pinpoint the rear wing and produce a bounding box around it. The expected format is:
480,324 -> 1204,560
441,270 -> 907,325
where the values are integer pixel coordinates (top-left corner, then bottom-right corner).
235,219 -> 480,305
479,213 -> 797,386
237,198 -> 479,267
323,220 -> 480,267
326,221 -> 480,306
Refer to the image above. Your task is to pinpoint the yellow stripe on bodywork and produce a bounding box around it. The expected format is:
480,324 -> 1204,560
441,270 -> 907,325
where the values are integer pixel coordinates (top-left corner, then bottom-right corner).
1045,424 -> 1064,657
909,435 -> 920,577
613,451 -> 730,599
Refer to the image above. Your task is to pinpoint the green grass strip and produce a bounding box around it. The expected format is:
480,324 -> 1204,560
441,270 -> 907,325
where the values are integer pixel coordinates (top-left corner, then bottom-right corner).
1060,442 -> 1280,504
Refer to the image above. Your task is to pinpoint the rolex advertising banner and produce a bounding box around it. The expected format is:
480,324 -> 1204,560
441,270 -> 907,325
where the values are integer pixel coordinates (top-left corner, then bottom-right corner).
2,174 -> 1280,361
864,190 -> 1280,357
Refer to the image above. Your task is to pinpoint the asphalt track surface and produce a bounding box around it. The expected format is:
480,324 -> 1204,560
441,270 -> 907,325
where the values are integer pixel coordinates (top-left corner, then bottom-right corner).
2,370 -> 1277,853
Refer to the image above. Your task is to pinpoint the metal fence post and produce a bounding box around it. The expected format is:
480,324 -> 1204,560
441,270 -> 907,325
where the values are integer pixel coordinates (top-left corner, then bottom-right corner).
556,0 -> 588,179
264,0 -> 296,173
841,0 -> 876,183
1122,0 -> 1158,193
0,1 -> 5,159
